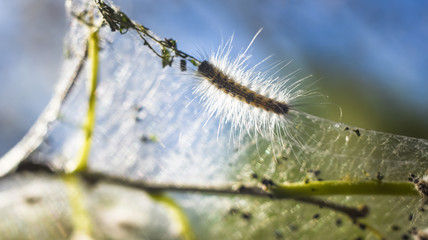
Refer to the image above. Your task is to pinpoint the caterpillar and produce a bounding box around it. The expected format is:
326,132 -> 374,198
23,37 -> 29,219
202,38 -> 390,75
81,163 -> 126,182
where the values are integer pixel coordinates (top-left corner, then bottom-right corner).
197,60 -> 290,115
193,29 -> 309,144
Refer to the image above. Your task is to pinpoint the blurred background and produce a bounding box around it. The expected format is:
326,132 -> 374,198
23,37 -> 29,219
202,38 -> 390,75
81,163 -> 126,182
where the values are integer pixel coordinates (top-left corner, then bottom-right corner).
1,0 -> 427,156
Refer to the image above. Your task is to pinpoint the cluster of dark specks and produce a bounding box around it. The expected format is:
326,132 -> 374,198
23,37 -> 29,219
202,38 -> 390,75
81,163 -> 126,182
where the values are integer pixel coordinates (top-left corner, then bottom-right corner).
140,135 -> 155,143
261,178 -> 275,187
227,207 -> 252,221
390,225 -> 428,240
409,174 -> 418,183
412,227 -> 428,240
391,225 -> 401,231
134,105 -> 144,122
344,127 -> 361,137
312,213 -> 320,220
358,223 -> 366,230
353,129 -> 361,137
241,212 -> 252,220
408,174 -> 428,198
307,169 -> 323,181
307,169 -> 321,177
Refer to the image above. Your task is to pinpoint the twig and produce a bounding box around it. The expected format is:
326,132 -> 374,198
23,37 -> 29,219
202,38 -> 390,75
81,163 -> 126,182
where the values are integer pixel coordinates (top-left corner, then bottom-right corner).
15,160 -> 368,221
94,0 -> 200,67
86,171 -> 369,221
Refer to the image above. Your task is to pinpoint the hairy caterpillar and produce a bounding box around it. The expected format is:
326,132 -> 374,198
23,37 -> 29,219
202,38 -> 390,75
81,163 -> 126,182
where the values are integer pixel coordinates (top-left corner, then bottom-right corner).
197,60 -> 290,115
193,30 -> 310,145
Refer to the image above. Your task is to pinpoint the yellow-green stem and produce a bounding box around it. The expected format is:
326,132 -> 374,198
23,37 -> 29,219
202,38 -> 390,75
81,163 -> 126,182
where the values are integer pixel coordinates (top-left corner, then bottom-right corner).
272,180 -> 417,198
67,29 -> 99,173
63,174 -> 93,239
150,193 -> 195,240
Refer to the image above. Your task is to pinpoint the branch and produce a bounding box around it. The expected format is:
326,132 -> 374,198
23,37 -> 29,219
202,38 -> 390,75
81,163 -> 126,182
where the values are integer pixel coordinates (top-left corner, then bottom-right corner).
94,0 -> 200,68
15,160 -> 368,222
84,171 -> 371,221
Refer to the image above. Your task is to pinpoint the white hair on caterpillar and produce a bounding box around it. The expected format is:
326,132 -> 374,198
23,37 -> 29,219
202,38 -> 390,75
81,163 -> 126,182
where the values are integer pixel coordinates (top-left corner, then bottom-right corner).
193,29 -> 312,149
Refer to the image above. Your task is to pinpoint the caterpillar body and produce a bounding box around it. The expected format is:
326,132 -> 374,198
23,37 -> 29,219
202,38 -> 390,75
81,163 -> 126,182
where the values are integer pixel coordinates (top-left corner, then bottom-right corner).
193,30 -> 309,144
197,60 -> 290,115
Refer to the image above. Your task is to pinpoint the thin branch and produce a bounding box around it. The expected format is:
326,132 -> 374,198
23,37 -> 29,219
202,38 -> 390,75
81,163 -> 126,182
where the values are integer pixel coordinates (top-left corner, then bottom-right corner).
15,161 -> 368,221
85,171 -> 369,221
94,0 -> 200,67
293,197 -> 368,220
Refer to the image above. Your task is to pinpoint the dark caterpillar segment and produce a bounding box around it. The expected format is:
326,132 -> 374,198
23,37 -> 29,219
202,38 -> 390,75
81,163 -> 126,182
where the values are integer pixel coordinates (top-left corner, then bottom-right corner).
197,61 -> 289,115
